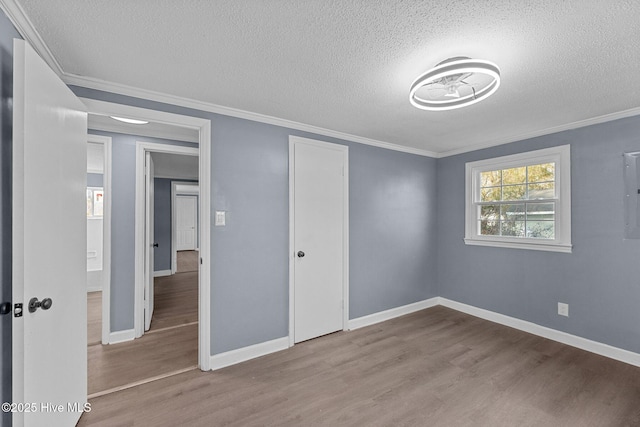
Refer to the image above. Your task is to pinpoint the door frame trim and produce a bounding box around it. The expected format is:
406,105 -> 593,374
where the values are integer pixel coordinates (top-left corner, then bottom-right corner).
171,182 -> 199,274
288,135 -> 349,347
135,142 -> 198,335
87,134 -> 113,345
80,98 -> 212,371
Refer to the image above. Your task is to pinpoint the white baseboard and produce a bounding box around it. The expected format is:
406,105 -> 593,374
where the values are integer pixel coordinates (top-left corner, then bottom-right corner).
348,297 -> 440,330
210,336 -> 289,371
109,329 -> 135,344
439,298 -> 640,368
87,285 -> 102,293
206,296 -> 640,372
154,270 -> 172,277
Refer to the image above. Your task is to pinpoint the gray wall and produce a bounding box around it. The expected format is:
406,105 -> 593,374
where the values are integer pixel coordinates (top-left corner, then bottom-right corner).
349,143 -> 437,318
437,116 -> 640,354
75,86 -> 438,354
153,178 -> 172,272
209,114 -> 437,352
0,11 -> 20,427
87,130 -> 197,332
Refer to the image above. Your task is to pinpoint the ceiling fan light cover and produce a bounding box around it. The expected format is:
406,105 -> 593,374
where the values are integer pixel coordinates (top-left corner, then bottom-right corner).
410,57 -> 501,111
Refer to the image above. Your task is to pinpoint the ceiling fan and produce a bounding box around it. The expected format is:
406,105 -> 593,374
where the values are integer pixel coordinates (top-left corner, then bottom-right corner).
409,56 -> 500,111
427,70 -> 474,98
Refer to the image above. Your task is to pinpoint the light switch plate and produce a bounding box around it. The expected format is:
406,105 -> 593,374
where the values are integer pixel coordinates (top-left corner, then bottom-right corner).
558,302 -> 569,317
215,211 -> 226,226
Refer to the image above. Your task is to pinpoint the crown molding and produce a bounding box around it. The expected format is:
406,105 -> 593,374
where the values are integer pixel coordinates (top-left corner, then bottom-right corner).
64,73 -> 438,158
436,106 -> 640,158
0,0 -> 64,75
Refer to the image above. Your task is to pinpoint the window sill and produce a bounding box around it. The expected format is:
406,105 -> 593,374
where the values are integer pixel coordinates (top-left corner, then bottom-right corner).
464,238 -> 572,253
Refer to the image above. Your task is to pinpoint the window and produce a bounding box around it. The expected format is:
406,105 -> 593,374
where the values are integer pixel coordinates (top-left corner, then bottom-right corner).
87,187 -> 104,218
465,145 -> 571,253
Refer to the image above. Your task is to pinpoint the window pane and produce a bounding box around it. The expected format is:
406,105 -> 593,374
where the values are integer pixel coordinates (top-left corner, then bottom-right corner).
480,170 -> 501,187
502,184 -> 526,200
501,204 -> 525,221
480,205 -> 500,220
526,203 -> 555,221
481,187 -> 501,202
528,182 -> 554,199
527,163 -> 555,183
526,221 -> 554,239
480,220 -> 500,236
502,167 -> 526,184
501,220 -> 525,237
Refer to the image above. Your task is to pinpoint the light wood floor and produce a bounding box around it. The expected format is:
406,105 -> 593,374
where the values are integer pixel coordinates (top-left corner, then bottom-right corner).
150,271 -> 198,331
177,250 -> 198,273
87,271 -> 198,396
87,291 -> 102,346
79,306 -> 640,426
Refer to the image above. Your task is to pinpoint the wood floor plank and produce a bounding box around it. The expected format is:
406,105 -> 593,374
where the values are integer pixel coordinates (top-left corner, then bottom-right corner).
79,306 -> 640,426
87,291 -> 102,346
150,271 -> 198,331
88,324 -> 198,395
177,250 -> 198,273
87,270 -> 199,396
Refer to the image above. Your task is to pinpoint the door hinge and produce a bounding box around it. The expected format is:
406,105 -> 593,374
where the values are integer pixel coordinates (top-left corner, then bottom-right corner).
14,303 -> 23,317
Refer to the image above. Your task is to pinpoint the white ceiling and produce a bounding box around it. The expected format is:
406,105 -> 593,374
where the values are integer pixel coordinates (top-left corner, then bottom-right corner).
88,114 -> 199,143
9,0 -> 640,156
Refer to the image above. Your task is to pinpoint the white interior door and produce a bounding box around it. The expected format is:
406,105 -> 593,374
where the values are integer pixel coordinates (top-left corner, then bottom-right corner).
176,195 -> 197,250
12,39 -> 88,426
291,138 -> 347,343
144,152 -> 155,331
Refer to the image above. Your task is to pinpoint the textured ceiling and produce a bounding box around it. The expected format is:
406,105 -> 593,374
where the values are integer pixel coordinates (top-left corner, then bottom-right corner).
12,0 -> 640,155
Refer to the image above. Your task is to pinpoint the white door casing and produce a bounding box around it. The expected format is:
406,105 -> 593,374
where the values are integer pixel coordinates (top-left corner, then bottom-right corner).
133,142 -> 199,341
176,195 -> 197,250
87,134 -> 112,345
80,100 -> 211,371
12,39 -> 88,426
289,136 -> 349,344
144,152 -> 155,331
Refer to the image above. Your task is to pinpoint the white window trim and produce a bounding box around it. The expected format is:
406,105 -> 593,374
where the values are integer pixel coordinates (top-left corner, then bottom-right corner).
464,145 -> 572,253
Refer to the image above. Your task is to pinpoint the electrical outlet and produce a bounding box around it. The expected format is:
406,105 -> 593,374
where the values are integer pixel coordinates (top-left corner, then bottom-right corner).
558,302 -> 569,317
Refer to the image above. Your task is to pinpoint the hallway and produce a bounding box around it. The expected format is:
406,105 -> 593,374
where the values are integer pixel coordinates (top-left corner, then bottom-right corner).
86,266 -> 198,397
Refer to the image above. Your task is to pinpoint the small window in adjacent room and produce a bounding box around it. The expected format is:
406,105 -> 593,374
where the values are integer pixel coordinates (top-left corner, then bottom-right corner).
87,187 -> 104,217
465,145 -> 571,253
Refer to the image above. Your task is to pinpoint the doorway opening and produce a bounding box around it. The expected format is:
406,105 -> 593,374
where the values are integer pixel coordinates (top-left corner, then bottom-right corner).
137,146 -> 199,337
82,101 -> 211,397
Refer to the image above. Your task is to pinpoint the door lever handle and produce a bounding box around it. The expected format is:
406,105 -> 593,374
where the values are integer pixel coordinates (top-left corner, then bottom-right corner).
153,243 -> 159,248
0,302 -> 10,315
297,251 -> 305,258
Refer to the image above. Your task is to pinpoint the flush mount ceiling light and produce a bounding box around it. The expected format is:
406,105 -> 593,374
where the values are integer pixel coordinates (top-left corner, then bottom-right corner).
110,116 -> 149,125
410,56 -> 500,111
